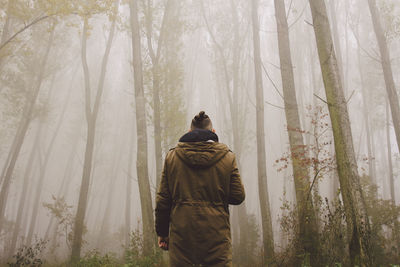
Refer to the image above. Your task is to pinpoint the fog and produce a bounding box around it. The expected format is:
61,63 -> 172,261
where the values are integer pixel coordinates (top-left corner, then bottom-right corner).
0,0 -> 399,266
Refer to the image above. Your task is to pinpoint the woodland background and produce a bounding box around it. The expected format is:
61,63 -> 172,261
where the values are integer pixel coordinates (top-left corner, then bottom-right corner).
0,0 -> 399,266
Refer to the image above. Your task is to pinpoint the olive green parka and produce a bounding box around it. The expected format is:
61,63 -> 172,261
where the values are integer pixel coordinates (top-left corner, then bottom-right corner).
155,141 -> 245,267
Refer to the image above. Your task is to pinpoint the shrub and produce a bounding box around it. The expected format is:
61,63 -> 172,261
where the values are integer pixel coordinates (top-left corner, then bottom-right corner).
8,239 -> 47,267
76,250 -> 120,267
124,229 -> 162,267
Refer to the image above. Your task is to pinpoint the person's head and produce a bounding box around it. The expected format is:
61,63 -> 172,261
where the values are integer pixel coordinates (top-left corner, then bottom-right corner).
191,111 -> 213,131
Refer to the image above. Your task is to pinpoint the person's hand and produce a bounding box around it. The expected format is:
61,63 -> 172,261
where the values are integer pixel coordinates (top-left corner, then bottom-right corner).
158,236 -> 169,251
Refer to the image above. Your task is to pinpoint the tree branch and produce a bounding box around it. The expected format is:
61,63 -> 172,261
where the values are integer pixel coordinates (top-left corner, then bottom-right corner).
0,15 -> 50,52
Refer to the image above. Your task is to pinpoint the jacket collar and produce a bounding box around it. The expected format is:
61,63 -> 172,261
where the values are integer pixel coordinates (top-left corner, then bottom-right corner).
179,129 -> 219,143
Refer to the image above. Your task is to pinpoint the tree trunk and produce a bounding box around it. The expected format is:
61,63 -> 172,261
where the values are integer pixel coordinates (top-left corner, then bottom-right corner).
356,32 -> 377,184
228,1 -> 249,263
143,0 -> 173,189
8,123 -> 42,257
308,1 -> 371,265
251,0 -> 275,263
70,6 -> 118,260
328,0 -> 344,91
0,28 -> 54,232
125,123 -> 135,247
386,99 -> 395,203
129,0 -> 155,255
274,1 -> 320,264
367,0 -> 400,154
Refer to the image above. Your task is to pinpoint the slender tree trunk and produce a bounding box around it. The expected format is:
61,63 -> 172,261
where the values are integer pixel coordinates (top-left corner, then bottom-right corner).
357,33 -> 377,184
228,1 -> 249,263
308,1 -> 371,265
0,28 -> 54,232
70,6 -> 118,260
129,0 -> 155,254
367,0 -> 400,154
274,1 -> 320,264
251,0 -> 274,263
143,0 -> 173,189
8,124 -> 42,257
125,123 -> 135,247
386,99 -> 395,203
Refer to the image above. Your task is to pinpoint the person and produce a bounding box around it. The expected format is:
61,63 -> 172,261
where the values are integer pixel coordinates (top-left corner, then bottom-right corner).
155,111 -> 245,267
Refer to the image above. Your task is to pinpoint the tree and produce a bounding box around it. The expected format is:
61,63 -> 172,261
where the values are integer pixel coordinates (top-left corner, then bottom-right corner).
125,123 -> 135,248
251,0 -> 274,263
142,0 -> 174,189
367,0 -> 400,154
308,0 -> 371,265
386,99 -> 395,203
353,19 -> 377,185
8,123 -> 42,257
273,0 -> 320,264
128,0 -> 155,255
0,24 -> 55,233
70,0 -> 118,261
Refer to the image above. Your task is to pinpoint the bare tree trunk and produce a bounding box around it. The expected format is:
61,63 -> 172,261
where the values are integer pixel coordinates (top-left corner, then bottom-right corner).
143,0 -> 174,189
274,1 -> 320,264
70,5 -> 118,260
125,123 -> 135,247
308,1 -> 371,265
251,0 -> 274,263
8,124 -> 42,257
0,28 -> 54,232
328,0 -> 344,91
386,99 -> 395,203
367,0 -> 400,154
129,0 -> 155,255
228,1 -> 249,263
356,31 -> 377,184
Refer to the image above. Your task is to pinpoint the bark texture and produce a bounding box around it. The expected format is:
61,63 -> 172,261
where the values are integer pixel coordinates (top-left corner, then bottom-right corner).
274,1 -> 320,265
308,0 -> 371,265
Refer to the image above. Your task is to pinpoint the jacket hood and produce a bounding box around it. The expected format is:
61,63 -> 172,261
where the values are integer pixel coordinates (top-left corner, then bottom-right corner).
175,142 -> 229,168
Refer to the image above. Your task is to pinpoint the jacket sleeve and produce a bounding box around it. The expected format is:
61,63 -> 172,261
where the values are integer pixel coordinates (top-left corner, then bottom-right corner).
228,155 -> 245,205
155,156 -> 172,237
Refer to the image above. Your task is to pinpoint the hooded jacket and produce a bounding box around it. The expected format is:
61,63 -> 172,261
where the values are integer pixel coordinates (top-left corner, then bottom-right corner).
155,129 -> 245,267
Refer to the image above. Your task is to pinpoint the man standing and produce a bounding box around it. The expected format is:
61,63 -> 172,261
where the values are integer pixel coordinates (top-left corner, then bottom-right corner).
155,111 -> 245,267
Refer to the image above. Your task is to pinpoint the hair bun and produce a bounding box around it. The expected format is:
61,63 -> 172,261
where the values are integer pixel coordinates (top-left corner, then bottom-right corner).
191,111 -> 212,129
198,111 -> 209,121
